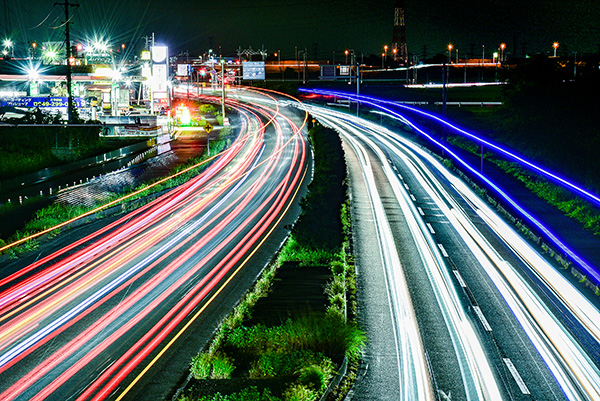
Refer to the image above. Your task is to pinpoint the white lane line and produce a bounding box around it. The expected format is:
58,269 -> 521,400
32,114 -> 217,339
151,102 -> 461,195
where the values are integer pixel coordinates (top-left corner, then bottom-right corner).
417,207 -> 425,216
404,183 -> 410,190
503,358 -> 531,394
437,243 -> 449,258
410,194 -> 417,202
452,270 -> 467,288
426,223 -> 435,234
473,306 -> 493,332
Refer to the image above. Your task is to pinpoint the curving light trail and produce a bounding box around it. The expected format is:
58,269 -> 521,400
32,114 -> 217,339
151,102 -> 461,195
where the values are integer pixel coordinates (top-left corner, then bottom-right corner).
315,110 -> 502,400
300,89 -> 600,287
0,89 -> 308,400
307,104 -> 600,400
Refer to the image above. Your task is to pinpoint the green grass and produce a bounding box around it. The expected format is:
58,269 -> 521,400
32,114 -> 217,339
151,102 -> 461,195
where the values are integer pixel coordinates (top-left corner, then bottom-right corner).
447,135 -> 600,236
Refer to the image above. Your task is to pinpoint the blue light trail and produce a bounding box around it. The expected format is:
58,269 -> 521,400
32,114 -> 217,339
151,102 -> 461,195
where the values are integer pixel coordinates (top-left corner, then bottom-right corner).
300,88 -> 600,284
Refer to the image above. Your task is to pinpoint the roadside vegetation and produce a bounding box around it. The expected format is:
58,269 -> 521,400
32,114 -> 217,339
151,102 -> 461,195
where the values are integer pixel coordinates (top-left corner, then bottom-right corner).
0,105 -> 230,257
447,135 -> 600,236
180,121 -> 364,401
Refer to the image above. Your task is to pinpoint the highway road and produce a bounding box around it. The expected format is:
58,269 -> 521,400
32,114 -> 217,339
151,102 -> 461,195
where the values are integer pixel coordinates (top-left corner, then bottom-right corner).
0,89 -> 309,400
307,105 -> 600,401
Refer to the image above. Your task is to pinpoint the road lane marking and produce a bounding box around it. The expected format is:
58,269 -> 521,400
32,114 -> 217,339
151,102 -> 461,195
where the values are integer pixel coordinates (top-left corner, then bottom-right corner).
426,223 -> 435,234
437,243 -> 448,258
503,358 -> 531,394
417,207 -> 425,216
452,270 -> 467,288
473,306 -> 492,331
410,194 -> 416,202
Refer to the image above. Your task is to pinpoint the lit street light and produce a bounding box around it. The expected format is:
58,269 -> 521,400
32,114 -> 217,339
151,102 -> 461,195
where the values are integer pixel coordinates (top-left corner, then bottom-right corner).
553,41 -> 559,57
448,44 -> 453,63
382,52 -> 385,68
500,43 -> 506,62
3,38 -> 13,57
345,49 -> 349,64
383,45 -> 388,68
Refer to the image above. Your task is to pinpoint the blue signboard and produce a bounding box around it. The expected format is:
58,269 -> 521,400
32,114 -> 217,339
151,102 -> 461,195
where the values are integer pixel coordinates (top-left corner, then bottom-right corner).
242,62 -> 265,80
0,97 -> 84,108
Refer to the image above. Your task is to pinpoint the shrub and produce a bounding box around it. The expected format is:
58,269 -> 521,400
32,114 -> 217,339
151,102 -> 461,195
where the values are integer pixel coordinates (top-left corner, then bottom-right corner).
211,353 -> 235,379
191,352 -> 213,379
329,293 -> 345,312
325,275 -> 346,298
297,363 -> 334,392
330,261 -> 345,276
283,384 -> 317,401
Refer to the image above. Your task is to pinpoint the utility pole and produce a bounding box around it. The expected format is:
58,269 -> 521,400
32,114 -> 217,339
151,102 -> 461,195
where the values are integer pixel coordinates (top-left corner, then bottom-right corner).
55,0 -> 79,124
356,62 -> 360,117
442,60 -> 447,117
221,61 -> 226,123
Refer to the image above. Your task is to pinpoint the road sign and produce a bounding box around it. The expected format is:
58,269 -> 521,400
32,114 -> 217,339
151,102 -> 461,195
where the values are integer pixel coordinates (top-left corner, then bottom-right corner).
242,61 -> 265,80
204,123 -> 213,133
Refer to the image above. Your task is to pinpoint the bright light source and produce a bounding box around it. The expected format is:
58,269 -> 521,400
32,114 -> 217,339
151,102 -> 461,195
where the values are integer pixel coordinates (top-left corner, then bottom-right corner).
3,39 -> 12,48
27,68 -> 39,80
94,67 -> 113,77
179,106 -> 191,125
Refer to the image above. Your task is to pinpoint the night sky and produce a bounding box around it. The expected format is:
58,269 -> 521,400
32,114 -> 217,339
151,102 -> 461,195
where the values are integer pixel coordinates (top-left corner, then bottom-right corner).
4,0 -> 600,60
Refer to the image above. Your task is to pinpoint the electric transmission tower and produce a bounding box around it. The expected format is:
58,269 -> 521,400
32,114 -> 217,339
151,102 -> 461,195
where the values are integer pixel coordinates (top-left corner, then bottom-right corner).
392,0 -> 408,65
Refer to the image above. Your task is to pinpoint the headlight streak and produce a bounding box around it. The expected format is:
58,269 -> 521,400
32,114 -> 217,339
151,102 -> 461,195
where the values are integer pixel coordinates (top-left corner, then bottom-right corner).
314,111 -> 502,400
0,134 -> 264,376
1,142 -> 268,399
0,89 -> 309,400
0,110 -> 263,367
321,115 -> 434,400
309,105 -> 600,400
300,89 -> 600,287
0,115 -> 254,313
300,89 -> 600,208
84,116 -> 304,401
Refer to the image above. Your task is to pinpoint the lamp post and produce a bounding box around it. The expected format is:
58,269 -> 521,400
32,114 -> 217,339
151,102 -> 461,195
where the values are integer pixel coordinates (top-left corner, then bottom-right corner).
383,45 -> 388,67
553,42 -> 559,57
500,43 -> 506,62
220,59 -> 226,122
345,49 -> 349,64
3,39 -> 13,58
382,53 -> 385,68
448,44 -> 453,63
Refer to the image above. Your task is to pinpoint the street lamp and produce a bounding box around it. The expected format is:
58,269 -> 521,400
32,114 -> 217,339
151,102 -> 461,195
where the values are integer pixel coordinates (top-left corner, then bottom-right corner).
553,42 -> 559,57
500,43 -> 506,62
448,44 -> 453,63
345,49 -> 349,64
383,45 -> 388,68
382,53 -> 385,68
3,39 -> 13,57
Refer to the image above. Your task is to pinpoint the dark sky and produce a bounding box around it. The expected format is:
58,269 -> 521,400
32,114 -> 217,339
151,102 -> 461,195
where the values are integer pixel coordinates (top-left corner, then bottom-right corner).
4,0 -> 600,60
